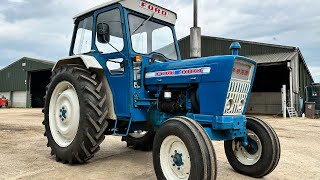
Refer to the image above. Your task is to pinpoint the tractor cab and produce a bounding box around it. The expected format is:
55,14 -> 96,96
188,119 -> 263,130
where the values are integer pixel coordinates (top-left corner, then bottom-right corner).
70,0 -> 180,118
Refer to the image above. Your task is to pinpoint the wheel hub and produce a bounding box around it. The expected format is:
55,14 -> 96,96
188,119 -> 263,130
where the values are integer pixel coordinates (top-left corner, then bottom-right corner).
172,151 -> 184,167
245,138 -> 258,154
59,106 -> 67,121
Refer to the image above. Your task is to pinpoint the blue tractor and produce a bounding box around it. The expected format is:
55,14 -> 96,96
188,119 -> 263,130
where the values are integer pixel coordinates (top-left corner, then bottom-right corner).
43,0 -> 280,179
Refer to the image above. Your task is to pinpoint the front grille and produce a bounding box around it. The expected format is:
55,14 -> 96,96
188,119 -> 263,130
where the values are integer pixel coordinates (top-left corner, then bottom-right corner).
224,80 -> 251,115
224,59 -> 254,115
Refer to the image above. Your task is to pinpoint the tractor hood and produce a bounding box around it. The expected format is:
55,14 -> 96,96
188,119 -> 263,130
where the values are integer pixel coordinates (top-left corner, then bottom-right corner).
145,55 -> 255,85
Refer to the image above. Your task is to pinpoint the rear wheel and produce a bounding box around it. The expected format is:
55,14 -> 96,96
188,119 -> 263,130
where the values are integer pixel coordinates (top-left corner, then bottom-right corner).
224,116 -> 281,178
153,117 -> 217,180
43,65 -> 109,164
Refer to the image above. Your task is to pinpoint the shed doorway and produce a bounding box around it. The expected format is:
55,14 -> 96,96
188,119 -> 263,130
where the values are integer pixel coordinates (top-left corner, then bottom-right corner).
30,71 -> 51,108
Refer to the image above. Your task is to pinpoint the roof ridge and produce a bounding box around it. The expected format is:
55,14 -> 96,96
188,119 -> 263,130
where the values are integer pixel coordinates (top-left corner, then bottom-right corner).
0,57 -> 54,72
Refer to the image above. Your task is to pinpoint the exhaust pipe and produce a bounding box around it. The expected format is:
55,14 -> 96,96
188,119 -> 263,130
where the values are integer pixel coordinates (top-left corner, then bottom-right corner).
190,0 -> 201,58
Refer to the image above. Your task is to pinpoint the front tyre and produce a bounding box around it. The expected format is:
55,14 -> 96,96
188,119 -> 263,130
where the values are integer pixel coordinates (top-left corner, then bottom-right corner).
43,65 -> 109,164
224,117 -> 281,178
153,117 -> 217,180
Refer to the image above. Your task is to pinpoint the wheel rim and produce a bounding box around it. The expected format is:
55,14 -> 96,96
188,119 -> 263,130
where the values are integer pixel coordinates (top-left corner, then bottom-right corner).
129,130 -> 148,138
160,135 -> 191,180
232,130 -> 262,165
49,81 -> 80,148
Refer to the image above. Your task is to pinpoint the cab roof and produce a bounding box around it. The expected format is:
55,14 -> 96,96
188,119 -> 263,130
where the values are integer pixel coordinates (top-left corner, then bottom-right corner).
73,0 -> 177,25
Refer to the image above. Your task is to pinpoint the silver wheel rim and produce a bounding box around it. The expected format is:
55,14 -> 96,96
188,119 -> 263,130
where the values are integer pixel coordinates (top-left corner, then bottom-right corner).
160,135 -> 191,180
129,130 -> 148,138
232,130 -> 262,165
49,81 -> 80,147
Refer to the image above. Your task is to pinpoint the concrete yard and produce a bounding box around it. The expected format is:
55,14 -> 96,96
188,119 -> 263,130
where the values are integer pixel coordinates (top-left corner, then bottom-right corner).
0,109 -> 319,180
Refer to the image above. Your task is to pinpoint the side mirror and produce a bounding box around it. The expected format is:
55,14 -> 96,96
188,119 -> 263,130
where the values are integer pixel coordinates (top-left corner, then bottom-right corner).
97,23 -> 110,43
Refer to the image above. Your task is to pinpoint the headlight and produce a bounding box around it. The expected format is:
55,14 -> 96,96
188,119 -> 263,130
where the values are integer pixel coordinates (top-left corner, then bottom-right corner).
237,99 -> 245,110
225,99 -> 234,111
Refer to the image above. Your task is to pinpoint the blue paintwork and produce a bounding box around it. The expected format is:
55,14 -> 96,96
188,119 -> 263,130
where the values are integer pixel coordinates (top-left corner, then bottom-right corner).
69,3 -> 258,141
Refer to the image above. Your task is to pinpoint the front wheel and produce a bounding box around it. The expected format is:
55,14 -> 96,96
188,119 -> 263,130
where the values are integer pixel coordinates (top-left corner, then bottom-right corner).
224,116 -> 281,178
153,117 -> 217,180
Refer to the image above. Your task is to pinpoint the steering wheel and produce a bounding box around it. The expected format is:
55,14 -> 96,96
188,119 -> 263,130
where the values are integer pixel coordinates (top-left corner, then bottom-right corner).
150,53 -> 169,63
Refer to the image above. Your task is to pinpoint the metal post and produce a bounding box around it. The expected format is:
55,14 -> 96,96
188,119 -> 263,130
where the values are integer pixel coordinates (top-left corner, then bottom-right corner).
288,61 -> 294,107
190,0 -> 201,58
282,85 -> 287,118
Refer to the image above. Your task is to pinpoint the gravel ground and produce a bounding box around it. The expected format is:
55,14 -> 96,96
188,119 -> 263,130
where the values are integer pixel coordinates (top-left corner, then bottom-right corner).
0,108 -> 319,180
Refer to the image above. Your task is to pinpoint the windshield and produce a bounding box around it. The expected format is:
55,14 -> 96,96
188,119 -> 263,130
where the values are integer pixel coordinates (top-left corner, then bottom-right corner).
128,14 -> 178,60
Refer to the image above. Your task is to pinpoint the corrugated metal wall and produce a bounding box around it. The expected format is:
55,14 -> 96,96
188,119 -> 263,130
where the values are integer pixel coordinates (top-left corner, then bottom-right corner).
178,36 -> 295,59
0,59 -> 28,91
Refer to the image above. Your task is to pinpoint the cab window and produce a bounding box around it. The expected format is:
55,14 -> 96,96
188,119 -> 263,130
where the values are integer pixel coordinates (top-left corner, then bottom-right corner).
73,16 -> 93,54
96,9 -> 124,54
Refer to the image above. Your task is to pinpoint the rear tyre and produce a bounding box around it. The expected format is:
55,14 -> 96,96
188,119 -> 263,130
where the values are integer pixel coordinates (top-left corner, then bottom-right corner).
224,116 -> 281,178
122,130 -> 155,151
153,117 -> 217,180
43,65 -> 109,164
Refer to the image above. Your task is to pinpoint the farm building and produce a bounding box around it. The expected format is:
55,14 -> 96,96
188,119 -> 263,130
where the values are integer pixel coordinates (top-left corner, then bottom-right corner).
0,57 -> 54,108
179,36 -> 314,115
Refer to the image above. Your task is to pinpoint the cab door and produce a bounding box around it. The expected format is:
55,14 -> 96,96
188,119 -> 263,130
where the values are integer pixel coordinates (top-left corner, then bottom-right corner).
93,7 -> 131,118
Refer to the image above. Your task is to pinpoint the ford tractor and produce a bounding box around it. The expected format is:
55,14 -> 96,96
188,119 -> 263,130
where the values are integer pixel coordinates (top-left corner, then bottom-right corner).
43,0 -> 280,179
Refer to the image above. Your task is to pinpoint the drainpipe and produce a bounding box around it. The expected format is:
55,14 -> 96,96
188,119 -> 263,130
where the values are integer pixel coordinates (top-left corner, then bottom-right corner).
282,85 -> 287,118
190,0 -> 201,58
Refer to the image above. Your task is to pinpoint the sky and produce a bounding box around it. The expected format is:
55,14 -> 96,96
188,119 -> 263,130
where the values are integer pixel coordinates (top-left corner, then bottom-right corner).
0,0 -> 319,82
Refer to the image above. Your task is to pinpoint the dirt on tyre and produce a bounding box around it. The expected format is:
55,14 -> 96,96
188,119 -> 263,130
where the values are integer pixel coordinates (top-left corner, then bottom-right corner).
122,130 -> 155,151
224,116 -> 281,178
43,65 -> 109,164
153,117 -> 217,180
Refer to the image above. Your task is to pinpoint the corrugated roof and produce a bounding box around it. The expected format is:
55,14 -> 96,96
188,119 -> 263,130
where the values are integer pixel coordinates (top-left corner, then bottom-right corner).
0,57 -> 54,72
247,52 -> 297,64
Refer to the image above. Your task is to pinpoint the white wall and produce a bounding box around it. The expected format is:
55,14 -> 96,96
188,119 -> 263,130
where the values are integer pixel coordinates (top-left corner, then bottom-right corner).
0,92 -> 10,99
246,92 -> 282,115
12,91 -> 27,108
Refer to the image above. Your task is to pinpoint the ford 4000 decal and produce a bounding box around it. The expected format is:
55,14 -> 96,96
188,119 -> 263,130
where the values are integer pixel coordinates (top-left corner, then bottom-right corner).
145,67 -> 211,78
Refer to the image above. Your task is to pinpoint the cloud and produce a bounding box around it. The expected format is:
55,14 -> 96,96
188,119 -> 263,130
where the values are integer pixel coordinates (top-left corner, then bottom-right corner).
0,0 -> 319,83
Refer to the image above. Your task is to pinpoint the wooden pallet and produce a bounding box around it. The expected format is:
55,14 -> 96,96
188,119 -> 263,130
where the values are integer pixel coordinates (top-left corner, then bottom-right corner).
287,107 -> 298,118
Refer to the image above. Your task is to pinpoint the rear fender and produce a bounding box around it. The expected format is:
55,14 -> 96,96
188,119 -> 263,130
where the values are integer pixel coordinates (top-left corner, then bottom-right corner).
53,55 -> 116,120
52,55 -> 103,71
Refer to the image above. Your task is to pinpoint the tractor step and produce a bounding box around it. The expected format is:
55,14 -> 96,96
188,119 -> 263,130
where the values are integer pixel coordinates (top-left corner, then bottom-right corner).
113,118 -> 132,136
